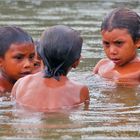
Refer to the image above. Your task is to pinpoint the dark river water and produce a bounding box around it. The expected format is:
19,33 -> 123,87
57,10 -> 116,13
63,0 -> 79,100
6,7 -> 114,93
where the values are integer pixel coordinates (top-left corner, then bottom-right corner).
0,0 -> 140,140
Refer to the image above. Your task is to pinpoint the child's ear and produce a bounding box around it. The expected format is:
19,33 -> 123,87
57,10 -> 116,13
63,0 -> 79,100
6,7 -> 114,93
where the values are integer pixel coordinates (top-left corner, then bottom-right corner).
136,39 -> 140,49
72,59 -> 80,68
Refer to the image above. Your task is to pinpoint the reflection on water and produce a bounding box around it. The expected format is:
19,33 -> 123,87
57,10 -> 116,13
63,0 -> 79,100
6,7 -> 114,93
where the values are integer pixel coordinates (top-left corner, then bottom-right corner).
0,0 -> 140,139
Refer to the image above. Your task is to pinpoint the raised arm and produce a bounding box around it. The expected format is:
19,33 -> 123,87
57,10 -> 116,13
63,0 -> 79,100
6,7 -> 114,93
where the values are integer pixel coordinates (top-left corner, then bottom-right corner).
93,58 -> 109,74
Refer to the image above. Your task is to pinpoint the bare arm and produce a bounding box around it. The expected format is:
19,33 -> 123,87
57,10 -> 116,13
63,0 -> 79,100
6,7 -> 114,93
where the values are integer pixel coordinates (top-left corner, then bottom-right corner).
93,58 -> 109,74
115,71 -> 140,85
80,86 -> 90,103
80,85 -> 90,110
120,71 -> 140,80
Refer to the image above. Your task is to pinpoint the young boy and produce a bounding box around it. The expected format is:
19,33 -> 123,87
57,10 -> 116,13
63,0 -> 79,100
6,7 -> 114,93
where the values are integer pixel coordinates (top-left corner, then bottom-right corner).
0,26 -> 36,95
93,8 -> 140,84
11,25 -> 90,111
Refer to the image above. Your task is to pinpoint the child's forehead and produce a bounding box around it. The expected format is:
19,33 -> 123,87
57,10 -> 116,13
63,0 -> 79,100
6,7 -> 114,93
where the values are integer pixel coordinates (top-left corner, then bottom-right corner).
8,43 -> 35,52
102,28 -> 130,36
101,28 -> 132,40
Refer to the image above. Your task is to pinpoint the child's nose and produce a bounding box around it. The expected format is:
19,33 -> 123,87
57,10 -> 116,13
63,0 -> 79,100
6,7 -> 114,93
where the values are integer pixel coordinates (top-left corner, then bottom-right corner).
23,59 -> 32,68
109,45 -> 117,55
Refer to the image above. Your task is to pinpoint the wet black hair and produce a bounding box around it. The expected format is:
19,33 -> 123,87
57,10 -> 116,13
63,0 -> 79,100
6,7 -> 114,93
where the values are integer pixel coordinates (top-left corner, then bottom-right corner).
37,25 -> 83,80
101,8 -> 140,42
0,26 -> 34,57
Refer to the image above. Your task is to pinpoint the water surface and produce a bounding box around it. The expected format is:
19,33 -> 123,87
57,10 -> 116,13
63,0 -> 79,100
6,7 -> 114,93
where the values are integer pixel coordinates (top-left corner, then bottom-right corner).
0,0 -> 140,139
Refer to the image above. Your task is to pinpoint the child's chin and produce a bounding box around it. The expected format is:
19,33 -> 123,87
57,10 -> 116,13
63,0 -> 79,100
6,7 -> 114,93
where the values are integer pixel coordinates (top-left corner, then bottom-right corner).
19,73 -> 31,78
112,60 -> 121,65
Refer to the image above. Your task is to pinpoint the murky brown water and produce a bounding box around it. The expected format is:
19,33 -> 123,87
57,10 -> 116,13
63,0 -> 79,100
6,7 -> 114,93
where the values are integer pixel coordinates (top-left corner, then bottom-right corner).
0,0 -> 140,139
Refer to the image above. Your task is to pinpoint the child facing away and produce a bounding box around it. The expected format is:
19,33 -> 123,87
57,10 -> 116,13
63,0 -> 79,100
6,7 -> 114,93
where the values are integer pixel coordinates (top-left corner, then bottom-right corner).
11,25 -> 90,111
0,26 -> 37,95
93,8 -> 140,83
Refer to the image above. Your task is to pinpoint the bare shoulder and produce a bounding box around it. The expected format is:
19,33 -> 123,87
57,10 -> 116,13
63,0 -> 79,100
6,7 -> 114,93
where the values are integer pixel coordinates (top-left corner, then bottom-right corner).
69,80 -> 89,93
93,58 -> 110,74
16,72 -> 42,85
11,77 -> 24,98
11,73 -> 37,98
70,80 -> 89,102
15,74 -> 34,85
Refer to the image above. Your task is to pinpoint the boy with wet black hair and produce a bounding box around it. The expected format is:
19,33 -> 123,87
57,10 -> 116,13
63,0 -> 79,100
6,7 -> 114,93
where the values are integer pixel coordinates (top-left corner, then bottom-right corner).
0,26 -> 35,94
12,25 -> 89,111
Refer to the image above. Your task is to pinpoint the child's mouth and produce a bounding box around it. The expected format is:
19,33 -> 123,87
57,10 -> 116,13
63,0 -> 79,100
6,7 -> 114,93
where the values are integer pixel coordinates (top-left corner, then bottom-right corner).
20,71 -> 31,77
111,58 -> 121,64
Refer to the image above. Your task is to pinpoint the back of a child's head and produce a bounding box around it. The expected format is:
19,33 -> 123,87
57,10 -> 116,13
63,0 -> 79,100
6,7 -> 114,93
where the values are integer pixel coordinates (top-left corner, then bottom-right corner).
0,26 -> 33,57
101,7 -> 140,42
37,25 -> 83,80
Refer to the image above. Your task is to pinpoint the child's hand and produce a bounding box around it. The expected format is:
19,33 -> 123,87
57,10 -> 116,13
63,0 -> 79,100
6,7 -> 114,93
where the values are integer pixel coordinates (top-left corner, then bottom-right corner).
101,70 -> 120,80
112,70 -> 121,80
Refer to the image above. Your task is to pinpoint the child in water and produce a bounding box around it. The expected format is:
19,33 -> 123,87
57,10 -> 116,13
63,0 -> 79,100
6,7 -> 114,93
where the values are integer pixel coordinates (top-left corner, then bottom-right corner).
11,25 -> 90,111
0,26 -> 36,95
93,8 -> 140,83
32,42 -> 43,74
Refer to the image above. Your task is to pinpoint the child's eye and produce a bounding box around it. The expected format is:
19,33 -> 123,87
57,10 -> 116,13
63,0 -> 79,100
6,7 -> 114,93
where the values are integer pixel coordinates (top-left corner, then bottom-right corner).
34,61 -> 41,67
29,53 -> 35,60
114,40 -> 124,46
13,54 -> 23,60
102,41 -> 110,47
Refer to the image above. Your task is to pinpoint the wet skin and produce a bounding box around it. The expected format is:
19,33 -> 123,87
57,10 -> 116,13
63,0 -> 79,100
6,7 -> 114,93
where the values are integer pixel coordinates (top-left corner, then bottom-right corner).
0,43 -> 35,93
93,29 -> 140,82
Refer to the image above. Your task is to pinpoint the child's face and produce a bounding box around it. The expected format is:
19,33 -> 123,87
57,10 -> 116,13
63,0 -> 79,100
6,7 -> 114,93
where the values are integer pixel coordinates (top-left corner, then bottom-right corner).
101,28 -> 139,66
32,51 -> 43,73
0,43 -> 35,82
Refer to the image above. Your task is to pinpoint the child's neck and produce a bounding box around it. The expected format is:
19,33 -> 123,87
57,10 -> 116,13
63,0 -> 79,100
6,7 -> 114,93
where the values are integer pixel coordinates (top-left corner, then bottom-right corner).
129,56 -> 140,63
114,56 -> 140,68
0,70 -> 16,85
0,75 -> 13,93
44,75 -> 68,87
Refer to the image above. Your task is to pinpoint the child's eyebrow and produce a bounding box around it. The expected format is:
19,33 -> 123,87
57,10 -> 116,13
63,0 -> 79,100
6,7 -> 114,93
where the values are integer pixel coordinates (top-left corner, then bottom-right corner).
113,39 -> 125,43
12,51 -> 35,56
30,52 -> 35,56
102,40 -> 110,43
